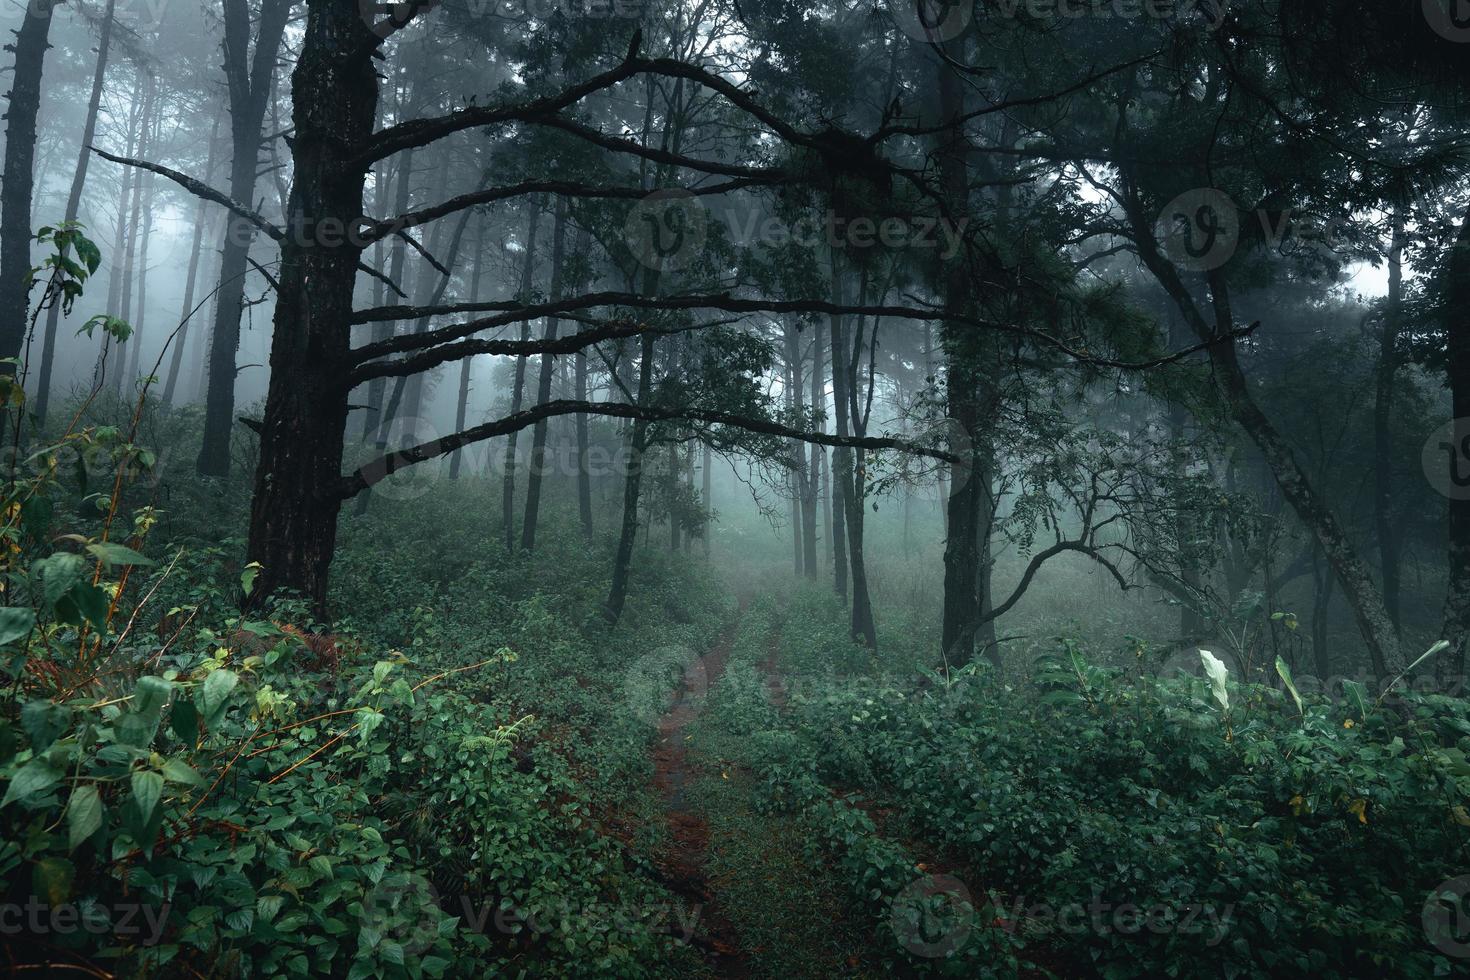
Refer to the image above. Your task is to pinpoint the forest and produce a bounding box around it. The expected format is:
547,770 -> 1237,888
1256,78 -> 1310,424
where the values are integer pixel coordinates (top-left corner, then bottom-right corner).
1,0 -> 1469,976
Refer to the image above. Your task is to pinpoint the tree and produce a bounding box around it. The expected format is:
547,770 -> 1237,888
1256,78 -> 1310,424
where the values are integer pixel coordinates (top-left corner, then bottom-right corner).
0,0 -> 60,371
196,0 -> 292,477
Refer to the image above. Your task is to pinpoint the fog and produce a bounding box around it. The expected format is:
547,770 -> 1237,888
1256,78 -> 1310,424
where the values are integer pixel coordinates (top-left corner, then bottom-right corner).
1,1 -> 1468,977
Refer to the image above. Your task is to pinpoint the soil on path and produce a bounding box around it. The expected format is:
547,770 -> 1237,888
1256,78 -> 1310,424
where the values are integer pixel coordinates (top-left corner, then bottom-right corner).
650,599 -> 750,977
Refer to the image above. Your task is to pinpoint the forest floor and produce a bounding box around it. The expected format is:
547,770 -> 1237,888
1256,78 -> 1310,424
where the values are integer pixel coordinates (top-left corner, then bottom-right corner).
650,599 -> 750,977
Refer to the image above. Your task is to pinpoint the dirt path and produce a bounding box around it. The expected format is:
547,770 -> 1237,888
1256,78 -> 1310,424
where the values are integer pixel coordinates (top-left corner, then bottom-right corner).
650,603 -> 750,977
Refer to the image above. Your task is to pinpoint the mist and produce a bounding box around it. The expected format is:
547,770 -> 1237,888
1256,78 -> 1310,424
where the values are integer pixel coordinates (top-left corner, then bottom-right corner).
0,1 -> 1468,977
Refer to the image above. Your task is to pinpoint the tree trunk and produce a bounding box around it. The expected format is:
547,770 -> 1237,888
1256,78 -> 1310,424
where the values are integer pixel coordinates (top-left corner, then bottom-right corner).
112,74 -> 154,397
1442,205 -> 1470,680
1311,543 -> 1334,679
500,201 -> 541,550
198,0 -> 292,477
828,263 -> 849,602
935,50 -> 984,668
163,108 -> 222,408
606,331 -> 657,622
574,323 -> 593,536
784,325 -> 802,574
35,0 -> 115,420
0,0 -> 55,373
245,0 -> 377,612
701,443 -> 712,558
802,329 -> 820,576
843,312 -> 877,648
124,90 -> 161,394
1375,213 -> 1406,630
449,220 -> 486,479
521,198 -> 567,553
361,146 -> 413,444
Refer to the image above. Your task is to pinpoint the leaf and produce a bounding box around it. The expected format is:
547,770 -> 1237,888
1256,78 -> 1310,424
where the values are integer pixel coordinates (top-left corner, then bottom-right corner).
357,709 -> 385,743
1199,649 -> 1230,713
1342,679 -> 1369,722
197,668 -> 239,727
86,542 -> 155,568
1275,656 -> 1303,717
1,756 -> 63,808
240,562 -> 262,597
132,676 -> 172,726
161,758 -> 204,788
131,769 -> 163,821
67,784 -> 103,851
0,607 -> 34,648
170,700 -> 199,743
21,701 -> 70,752
64,582 -> 110,631
32,552 -> 84,609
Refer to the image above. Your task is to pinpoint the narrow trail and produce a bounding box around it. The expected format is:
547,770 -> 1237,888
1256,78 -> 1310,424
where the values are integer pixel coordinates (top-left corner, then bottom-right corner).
650,598 -> 750,978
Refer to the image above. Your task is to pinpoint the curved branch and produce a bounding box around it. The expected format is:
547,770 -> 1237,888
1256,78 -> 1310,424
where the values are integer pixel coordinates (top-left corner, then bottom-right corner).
363,176 -> 772,243
336,398 -> 960,500
351,290 -> 1260,372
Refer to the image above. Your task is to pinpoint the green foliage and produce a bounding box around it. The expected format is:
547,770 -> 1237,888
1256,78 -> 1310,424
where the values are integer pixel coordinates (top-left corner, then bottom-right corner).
721,589 -> 1470,979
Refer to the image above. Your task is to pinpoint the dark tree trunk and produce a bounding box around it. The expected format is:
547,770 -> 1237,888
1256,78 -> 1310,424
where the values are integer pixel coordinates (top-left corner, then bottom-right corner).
198,0 -> 292,477
842,313 -> 876,648
1311,543 -> 1334,679
163,109 -> 222,408
500,201 -> 541,550
828,266 -> 849,602
574,324 -> 593,536
362,146 -> 413,444
802,329 -> 820,576
36,0 -> 115,421
1375,213 -> 1406,630
0,0 -> 55,372
112,75 -> 154,397
1442,205 -> 1470,680
935,50 -> 984,668
784,325 -> 802,574
521,198 -> 567,552
245,0 -> 377,612
669,443 -> 682,552
606,331 -> 656,622
449,221 -> 486,480
701,443 -> 711,558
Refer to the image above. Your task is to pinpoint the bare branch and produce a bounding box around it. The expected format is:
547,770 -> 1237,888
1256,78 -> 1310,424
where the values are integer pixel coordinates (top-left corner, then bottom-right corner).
336,398 -> 961,500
